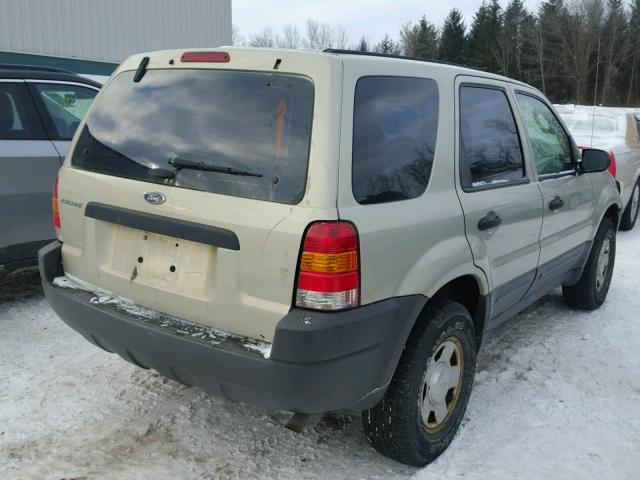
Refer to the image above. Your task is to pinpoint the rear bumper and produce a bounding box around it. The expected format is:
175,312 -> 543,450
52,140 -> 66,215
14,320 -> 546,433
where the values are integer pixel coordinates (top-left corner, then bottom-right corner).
39,241 -> 426,413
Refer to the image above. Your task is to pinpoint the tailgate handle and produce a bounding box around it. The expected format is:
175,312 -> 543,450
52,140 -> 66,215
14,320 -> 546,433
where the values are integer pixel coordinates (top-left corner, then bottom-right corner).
84,202 -> 240,251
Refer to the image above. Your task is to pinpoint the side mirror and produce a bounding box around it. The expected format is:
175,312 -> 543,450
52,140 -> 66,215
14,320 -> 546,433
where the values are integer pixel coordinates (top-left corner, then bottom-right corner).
581,148 -> 610,173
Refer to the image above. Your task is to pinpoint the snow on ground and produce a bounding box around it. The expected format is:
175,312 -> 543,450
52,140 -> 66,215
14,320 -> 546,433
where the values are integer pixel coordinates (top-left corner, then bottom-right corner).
1,229 -> 639,480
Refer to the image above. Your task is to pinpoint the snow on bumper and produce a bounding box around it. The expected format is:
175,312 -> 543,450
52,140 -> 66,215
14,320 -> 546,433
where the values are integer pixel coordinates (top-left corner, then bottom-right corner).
39,241 -> 426,413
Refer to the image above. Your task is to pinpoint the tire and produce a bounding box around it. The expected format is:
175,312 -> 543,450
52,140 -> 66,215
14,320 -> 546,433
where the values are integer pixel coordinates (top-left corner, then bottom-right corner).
620,181 -> 640,231
362,300 -> 477,467
563,217 -> 616,310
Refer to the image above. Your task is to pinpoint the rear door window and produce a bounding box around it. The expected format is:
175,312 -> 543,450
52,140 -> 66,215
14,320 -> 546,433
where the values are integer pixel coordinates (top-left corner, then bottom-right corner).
72,69 -> 314,205
459,86 -> 525,189
352,76 -> 439,204
0,82 -> 44,140
32,83 -> 98,140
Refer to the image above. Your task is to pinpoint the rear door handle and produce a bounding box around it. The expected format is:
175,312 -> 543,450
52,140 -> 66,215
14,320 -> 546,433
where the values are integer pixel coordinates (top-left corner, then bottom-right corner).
478,211 -> 502,231
549,196 -> 565,211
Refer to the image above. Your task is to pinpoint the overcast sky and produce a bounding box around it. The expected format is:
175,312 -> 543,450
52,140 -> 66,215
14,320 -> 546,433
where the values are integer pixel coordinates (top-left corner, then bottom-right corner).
234,0 -> 542,45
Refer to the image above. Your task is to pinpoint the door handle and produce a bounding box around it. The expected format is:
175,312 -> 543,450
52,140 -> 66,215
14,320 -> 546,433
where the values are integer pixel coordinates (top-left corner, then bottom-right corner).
478,211 -> 502,231
549,196 -> 565,211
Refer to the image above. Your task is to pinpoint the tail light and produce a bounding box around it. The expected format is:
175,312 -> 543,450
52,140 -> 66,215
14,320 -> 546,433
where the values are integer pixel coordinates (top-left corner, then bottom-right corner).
295,221 -> 360,311
608,151 -> 617,178
52,175 -> 61,234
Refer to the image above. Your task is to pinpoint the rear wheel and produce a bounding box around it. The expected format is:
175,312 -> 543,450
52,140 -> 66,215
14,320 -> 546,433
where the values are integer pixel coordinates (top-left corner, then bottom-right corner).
362,300 -> 476,467
563,218 -> 616,310
620,181 -> 640,231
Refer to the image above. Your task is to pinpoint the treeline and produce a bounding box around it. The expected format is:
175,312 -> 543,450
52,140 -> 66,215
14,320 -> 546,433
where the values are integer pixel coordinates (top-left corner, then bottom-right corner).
237,0 -> 640,107
411,0 -> 640,107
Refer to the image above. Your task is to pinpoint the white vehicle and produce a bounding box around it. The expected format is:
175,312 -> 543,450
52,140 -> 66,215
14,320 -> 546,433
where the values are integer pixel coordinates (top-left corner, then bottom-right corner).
556,105 -> 640,230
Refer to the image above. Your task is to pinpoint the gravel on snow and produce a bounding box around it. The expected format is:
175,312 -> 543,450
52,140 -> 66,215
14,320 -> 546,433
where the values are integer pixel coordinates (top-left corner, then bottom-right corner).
1,228 -> 639,480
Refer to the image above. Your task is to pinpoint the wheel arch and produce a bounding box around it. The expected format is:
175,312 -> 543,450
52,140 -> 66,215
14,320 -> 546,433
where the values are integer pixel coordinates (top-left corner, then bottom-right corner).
601,202 -> 621,230
410,274 -> 489,352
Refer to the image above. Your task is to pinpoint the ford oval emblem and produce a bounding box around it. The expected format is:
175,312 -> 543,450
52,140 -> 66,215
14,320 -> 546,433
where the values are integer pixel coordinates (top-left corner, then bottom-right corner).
144,192 -> 166,205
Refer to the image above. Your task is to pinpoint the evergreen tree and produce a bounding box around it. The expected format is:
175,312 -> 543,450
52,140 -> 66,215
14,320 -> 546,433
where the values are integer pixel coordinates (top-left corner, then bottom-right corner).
439,9 -> 467,63
393,0 -> 640,105
413,16 -> 439,59
467,0 -> 502,72
534,0 -> 567,98
374,35 -> 400,54
562,0 -> 605,104
499,0 -> 528,78
357,36 -> 369,52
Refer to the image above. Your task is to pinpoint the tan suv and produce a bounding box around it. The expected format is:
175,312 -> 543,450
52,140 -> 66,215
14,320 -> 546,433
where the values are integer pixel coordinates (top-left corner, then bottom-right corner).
39,48 -> 621,466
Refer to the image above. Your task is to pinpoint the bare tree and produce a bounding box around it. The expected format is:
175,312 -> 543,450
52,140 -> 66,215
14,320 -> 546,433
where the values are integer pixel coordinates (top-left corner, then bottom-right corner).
600,0 -> 629,104
626,0 -> 640,104
231,25 -> 245,46
399,21 -> 419,56
248,20 -> 347,51
250,27 -> 277,48
333,26 -> 349,49
531,21 -> 546,94
303,18 -> 348,50
304,19 -> 321,49
281,24 -> 302,49
560,0 -> 605,103
318,23 -> 334,48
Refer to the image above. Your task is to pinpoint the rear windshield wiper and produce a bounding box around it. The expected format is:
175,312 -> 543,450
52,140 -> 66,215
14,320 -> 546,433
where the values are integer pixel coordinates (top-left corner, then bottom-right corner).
169,157 -> 263,178
133,56 -> 150,83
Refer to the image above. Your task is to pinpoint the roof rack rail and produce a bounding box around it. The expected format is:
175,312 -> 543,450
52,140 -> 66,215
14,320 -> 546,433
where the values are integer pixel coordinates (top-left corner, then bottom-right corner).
322,49 -> 486,73
0,64 -> 74,74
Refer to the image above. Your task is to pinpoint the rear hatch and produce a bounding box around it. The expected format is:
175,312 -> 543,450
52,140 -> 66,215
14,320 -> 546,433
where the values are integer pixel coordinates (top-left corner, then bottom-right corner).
56,49 -> 342,341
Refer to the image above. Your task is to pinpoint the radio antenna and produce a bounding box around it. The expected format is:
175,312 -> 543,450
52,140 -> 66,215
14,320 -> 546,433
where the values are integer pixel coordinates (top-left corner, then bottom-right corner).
590,34 -> 601,148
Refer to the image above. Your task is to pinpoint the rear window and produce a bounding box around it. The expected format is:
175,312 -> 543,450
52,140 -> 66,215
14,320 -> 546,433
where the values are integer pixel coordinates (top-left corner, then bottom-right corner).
563,114 -> 618,137
33,83 -> 97,139
559,111 -> 626,148
72,69 -> 314,204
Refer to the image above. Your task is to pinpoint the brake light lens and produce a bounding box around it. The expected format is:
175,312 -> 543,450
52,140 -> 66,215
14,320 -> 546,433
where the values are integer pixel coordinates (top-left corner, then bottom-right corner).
608,151 -> 617,178
180,51 -> 230,63
295,222 -> 360,311
52,175 -> 61,232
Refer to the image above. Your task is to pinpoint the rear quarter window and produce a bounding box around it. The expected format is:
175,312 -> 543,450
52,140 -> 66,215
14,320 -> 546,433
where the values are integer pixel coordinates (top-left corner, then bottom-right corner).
0,83 -> 44,140
352,76 -> 439,204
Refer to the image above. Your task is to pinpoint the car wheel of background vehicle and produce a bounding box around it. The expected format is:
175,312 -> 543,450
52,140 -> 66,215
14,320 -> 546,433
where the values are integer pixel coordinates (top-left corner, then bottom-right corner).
563,217 -> 616,310
362,300 -> 476,467
620,181 -> 640,231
